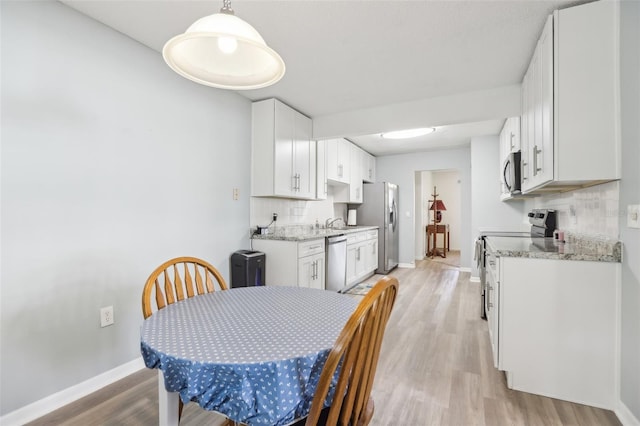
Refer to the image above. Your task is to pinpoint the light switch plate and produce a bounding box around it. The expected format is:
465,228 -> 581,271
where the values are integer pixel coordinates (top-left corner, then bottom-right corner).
628,204 -> 640,229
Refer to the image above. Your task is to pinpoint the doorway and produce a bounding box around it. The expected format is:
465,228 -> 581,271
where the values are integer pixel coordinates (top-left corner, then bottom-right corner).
414,169 -> 462,267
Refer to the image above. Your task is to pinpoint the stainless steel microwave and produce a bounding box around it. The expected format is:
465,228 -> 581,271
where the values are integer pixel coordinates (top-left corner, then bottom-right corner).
503,151 -> 522,195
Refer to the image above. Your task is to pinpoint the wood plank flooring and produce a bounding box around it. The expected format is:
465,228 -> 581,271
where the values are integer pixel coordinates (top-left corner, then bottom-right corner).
28,254 -> 621,425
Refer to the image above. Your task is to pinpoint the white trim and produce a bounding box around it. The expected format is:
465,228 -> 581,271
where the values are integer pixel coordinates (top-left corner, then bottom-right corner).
459,267 -> 472,273
398,262 -> 415,269
0,358 -> 145,426
616,400 -> 640,426
469,274 -> 480,282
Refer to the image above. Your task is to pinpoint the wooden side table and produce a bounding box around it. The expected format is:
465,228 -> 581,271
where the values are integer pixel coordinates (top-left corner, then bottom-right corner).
426,224 -> 449,258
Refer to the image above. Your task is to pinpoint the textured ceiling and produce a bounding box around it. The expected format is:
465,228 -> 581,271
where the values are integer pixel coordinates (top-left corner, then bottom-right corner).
60,0 -> 589,155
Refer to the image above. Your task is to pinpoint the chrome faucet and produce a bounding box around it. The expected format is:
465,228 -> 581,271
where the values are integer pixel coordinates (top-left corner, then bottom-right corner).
325,218 -> 344,229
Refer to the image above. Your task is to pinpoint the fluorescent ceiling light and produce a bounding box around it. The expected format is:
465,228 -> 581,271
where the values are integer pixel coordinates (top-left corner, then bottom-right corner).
163,0 -> 285,90
381,128 -> 435,139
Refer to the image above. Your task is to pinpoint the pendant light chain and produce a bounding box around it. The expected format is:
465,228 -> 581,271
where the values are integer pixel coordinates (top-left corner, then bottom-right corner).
220,0 -> 234,15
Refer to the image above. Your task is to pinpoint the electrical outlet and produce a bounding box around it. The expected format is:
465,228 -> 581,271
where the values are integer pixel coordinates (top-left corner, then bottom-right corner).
628,204 -> 640,229
233,188 -> 239,200
100,306 -> 114,327
273,212 -> 278,222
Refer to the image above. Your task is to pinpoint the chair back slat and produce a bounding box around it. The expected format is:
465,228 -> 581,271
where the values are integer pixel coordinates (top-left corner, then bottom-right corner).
306,276 -> 398,426
142,257 -> 228,319
205,270 -> 215,292
194,265 -> 205,295
184,263 -> 195,298
163,269 -> 175,305
154,279 -> 166,311
173,265 -> 185,302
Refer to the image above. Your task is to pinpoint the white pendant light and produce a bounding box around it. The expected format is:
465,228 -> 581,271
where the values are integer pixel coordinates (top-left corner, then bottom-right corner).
163,0 -> 285,90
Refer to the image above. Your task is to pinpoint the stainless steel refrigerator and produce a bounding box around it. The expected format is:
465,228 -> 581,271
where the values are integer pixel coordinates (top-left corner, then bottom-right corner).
356,182 -> 399,274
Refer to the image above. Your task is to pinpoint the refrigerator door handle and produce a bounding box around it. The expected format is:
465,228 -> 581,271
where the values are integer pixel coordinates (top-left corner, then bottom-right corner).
391,200 -> 398,232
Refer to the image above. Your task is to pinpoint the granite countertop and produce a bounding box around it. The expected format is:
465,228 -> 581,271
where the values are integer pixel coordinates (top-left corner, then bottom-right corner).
252,225 -> 379,242
485,235 -> 621,263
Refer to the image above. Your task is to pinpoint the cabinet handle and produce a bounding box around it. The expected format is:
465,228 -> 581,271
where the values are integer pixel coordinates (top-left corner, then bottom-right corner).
510,132 -> 515,149
522,161 -> 528,180
324,181 -> 328,195
338,164 -> 343,178
297,174 -> 301,191
533,145 -> 542,176
357,247 -> 361,261
312,260 -> 317,280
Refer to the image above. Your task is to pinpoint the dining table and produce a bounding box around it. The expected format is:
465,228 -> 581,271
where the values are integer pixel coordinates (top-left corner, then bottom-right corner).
140,286 -> 359,426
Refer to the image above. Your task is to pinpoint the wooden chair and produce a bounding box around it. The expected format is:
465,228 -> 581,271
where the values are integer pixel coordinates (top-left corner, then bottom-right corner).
142,256 -> 228,319
305,276 -> 399,426
142,256 -> 229,422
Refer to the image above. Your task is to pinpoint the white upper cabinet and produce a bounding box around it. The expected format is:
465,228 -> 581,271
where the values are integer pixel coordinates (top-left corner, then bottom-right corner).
326,138 -> 350,184
500,117 -> 521,160
362,151 -> 376,183
316,139 -> 327,200
252,98 -> 316,199
349,144 -> 364,203
521,1 -> 620,194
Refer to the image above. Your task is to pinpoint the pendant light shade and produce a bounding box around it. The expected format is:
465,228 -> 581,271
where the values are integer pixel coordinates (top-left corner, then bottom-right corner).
163,1 -> 285,90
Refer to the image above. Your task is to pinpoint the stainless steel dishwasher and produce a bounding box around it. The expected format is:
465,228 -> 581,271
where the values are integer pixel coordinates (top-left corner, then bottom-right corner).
325,234 -> 347,292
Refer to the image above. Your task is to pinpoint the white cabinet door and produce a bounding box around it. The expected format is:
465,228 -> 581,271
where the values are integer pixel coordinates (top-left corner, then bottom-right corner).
532,16 -> 554,188
273,100 -> 296,196
316,140 -> 327,200
349,144 -> 363,204
363,151 -> 376,183
326,138 -> 350,183
365,239 -> 378,272
311,253 -> 325,290
520,63 -> 532,190
298,253 -> 325,290
486,267 -> 500,369
293,112 -> 316,199
521,17 -> 553,193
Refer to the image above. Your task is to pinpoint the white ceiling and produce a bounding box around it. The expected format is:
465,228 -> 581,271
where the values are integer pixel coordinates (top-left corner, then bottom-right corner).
60,0 -> 588,156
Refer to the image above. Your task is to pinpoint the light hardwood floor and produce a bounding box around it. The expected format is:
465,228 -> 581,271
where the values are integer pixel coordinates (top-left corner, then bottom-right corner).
28,254 -> 621,425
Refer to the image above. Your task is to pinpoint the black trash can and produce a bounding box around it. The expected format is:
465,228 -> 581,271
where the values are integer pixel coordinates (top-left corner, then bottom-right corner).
230,250 -> 266,288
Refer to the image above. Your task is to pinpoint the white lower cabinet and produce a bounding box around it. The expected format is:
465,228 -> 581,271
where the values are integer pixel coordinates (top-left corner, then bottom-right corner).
492,255 -> 620,409
346,230 -> 378,286
298,252 -> 324,290
251,238 -> 326,289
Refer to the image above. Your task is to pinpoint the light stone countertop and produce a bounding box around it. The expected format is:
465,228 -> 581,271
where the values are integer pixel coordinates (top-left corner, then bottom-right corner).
251,225 -> 379,242
485,235 -> 621,263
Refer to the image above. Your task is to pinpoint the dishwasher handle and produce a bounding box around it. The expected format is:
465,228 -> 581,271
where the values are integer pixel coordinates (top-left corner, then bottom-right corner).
326,235 -> 347,244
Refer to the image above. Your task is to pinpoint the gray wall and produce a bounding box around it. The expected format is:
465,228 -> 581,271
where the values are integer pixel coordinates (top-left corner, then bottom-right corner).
470,136 -> 528,276
376,147 -> 472,269
0,1 -> 251,414
619,0 -> 640,419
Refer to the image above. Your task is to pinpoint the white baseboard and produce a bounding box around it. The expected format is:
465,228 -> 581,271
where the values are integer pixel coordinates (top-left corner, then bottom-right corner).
398,262 -> 415,269
459,267 -> 472,273
470,275 -> 480,282
0,358 -> 145,426
616,400 -> 640,426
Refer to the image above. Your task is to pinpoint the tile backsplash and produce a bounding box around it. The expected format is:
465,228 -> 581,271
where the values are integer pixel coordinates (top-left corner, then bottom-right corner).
250,186 -> 349,228
533,180 -> 620,239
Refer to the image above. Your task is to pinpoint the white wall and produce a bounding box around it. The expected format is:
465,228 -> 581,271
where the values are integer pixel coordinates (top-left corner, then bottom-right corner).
376,147 -> 472,269
0,1 -> 251,415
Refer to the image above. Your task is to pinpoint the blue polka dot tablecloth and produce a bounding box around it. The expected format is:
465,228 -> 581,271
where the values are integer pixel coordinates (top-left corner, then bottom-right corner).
140,286 -> 358,425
